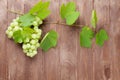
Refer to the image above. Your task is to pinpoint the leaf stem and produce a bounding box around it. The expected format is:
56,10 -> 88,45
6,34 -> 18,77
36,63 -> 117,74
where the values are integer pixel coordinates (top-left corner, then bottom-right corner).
44,22 -> 84,28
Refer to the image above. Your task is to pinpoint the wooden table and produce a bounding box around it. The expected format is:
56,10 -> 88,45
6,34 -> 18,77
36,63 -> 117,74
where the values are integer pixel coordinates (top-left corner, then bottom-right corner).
0,0 -> 120,80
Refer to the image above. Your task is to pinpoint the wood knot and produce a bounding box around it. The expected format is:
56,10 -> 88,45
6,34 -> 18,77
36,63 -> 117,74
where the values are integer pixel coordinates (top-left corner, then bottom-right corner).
104,64 -> 111,79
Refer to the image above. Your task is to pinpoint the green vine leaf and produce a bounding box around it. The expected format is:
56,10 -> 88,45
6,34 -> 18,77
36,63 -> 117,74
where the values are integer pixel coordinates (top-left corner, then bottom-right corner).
40,30 -> 58,51
96,29 -> 109,46
19,13 -> 35,27
13,30 -> 23,43
29,1 -> 50,20
60,2 -> 80,25
60,2 -> 76,19
91,10 -> 97,28
13,27 -> 34,43
80,26 -> 94,48
65,11 -> 80,25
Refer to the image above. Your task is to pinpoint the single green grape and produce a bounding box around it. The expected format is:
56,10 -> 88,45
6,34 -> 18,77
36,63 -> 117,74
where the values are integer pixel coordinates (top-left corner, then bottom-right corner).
22,44 -> 27,50
34,26 -> 38,30
8,26 -> 13,31
23,49 -> 28,53
30,40 -> 36,45
36,43 -> 40,48
8,31 -> 13,38
32,34 -> 37,39
32,50 -> 37,54
33,21 -> 38,26
26,43 -> 31,48
30,45 -> 36,50
29,49 -> 33,53
12,21 -> 19,26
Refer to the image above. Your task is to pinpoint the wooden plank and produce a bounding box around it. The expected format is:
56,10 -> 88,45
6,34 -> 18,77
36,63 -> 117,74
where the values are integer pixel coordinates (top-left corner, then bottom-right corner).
59,0 -> 78,80
76,0 -> 94,80
23,0 -> 46,80
0,0 -> 8,80
7,0 -> 25,80
94,0 -> 112,80
109,0 -> 120,80
42,0 -> 61,80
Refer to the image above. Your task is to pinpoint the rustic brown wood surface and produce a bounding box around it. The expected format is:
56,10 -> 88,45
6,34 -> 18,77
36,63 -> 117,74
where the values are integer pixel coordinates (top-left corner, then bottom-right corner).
0,0 -> 120,80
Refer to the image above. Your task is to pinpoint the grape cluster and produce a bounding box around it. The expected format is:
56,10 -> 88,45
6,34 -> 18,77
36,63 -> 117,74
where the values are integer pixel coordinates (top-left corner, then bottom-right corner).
6,16 -> 43,57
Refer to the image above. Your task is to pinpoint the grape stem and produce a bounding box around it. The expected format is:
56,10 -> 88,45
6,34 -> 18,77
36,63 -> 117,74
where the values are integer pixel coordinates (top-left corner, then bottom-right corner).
8,9 -> 23,15
44,22 -> 84,28
8,9 -> 84,28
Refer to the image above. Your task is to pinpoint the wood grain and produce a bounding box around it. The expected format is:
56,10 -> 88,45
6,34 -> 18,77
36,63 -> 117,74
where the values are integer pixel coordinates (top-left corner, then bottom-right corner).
0,0 -> 8,80
94,0 -> 111,80
0,0 -> 120,80
110,0 -> 120,80
7,0 -> 25,80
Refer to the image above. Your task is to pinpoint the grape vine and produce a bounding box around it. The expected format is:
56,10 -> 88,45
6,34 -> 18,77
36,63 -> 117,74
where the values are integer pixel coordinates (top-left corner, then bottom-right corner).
6,1 -> 109,58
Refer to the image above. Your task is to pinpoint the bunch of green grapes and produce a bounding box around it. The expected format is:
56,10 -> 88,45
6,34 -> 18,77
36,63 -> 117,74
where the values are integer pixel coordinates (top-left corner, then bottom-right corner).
6,16 -> 43,57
